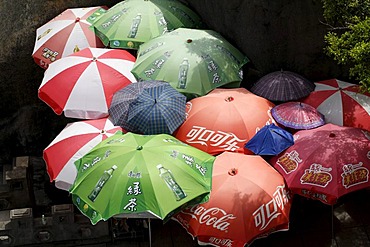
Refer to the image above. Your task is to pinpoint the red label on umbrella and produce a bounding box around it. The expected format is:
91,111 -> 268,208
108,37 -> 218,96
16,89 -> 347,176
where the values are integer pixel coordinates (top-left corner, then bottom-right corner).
42,47 -> 59,62
276,150 -> 302,174
301,189 -> 328,203
300,164 -> 332,187
341,162 -> 369,189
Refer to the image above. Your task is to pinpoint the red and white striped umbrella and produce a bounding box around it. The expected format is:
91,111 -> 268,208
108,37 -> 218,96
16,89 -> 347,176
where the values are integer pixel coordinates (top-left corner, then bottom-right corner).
43,118 -> 124,191
300,79 -> 370,131
38,47 -> 137,119
32,6 -> 107,69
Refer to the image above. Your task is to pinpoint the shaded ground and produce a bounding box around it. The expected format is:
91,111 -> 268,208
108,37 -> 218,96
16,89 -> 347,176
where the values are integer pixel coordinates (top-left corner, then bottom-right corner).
30,156 -> 370,247
107,189 -> 370,247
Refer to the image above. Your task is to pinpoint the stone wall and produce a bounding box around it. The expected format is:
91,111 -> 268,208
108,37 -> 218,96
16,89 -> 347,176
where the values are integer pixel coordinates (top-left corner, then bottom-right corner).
0,0 -> 348,163
0,206 -> 110,246
0,1 -> 118,163
184,0 -> 347,84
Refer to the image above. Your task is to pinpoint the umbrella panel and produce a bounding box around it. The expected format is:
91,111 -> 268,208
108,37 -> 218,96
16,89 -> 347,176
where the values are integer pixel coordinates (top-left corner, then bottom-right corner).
70,132 -> 215,224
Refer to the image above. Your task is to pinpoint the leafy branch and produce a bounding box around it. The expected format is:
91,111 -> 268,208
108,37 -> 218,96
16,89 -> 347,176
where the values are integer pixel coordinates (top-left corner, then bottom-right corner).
322,0 -> 370,92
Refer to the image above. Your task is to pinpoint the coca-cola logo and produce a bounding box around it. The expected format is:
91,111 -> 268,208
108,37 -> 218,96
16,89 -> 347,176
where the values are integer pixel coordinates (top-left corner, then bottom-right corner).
253,184 -> 290,231
181,205 -> 236,233
185,126 -> 247,152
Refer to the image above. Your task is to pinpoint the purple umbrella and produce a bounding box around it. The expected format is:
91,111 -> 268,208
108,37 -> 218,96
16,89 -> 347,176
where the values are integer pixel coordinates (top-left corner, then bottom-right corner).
271,102 -> 325,130
250,70 -> 315,102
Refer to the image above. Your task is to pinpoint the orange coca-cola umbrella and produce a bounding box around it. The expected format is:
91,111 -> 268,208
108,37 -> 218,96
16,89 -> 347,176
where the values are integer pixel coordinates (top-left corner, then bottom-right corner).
172,152 -> 292,247
174,88 -> 276,156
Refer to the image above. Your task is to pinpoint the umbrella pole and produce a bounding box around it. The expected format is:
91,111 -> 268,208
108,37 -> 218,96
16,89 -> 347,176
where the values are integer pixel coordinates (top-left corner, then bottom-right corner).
331,205 -> 335,246
148,218 -> 152,247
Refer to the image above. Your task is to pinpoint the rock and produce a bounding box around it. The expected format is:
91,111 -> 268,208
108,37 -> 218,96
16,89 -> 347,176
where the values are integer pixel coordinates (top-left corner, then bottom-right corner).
183,0 -> 348,86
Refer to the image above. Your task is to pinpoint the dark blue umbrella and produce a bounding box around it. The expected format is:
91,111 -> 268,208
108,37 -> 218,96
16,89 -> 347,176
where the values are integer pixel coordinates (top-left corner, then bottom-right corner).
244,124 -> 294,155
250,70 -> 315,102
108,80 -> 187,135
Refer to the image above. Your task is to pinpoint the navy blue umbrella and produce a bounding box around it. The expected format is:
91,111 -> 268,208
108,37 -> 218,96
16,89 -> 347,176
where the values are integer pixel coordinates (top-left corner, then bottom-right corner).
250,70 -> 315,102
244,123 -> 294,155
109,80 -> 187,135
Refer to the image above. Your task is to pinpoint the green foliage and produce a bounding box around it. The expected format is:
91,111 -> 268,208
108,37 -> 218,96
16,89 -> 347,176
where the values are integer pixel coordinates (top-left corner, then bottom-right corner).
322,0 -> 370,92
323,0 -> 370,25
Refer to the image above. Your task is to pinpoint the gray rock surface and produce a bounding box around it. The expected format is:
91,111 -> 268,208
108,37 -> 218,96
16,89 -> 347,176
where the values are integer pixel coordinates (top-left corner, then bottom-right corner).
184,0 -> 347,84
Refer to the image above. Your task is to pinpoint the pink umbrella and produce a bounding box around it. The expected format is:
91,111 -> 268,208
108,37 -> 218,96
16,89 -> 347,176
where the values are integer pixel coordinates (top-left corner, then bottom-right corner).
38,47 -> 137,119
43,118 -> 124,191
32,6 -> 107,69
271,102 -> 325,130
300,79 -> 370,131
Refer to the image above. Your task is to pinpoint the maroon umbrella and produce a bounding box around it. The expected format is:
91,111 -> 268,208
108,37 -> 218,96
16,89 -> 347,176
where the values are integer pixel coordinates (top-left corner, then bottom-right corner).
269,123 -> 370,205
250,70 -> 315,102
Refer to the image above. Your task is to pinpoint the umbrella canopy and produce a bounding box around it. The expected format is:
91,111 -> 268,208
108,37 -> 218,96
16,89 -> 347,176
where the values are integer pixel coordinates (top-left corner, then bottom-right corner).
32,6 -> 107,69
174,88 -> 276,155
43,118 -> 123,191
270,123 -> 370,205
173,152 -> 292,247
69,131 -> 215,224
244,123 -> 294,155
90,0 -> 204,50
300,78 -> 370,132
108,80 -> 187,135
131,28 -> 249,98
271,102 -> 325,130
250,70 -> 315,102
38,47 -> 137,119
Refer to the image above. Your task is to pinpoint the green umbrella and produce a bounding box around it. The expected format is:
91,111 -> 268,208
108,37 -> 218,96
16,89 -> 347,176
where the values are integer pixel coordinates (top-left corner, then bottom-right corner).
131,28 -> 249,98
86,6 -> 108,25
69,131 -> 214,225
90,0 -> 204,50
